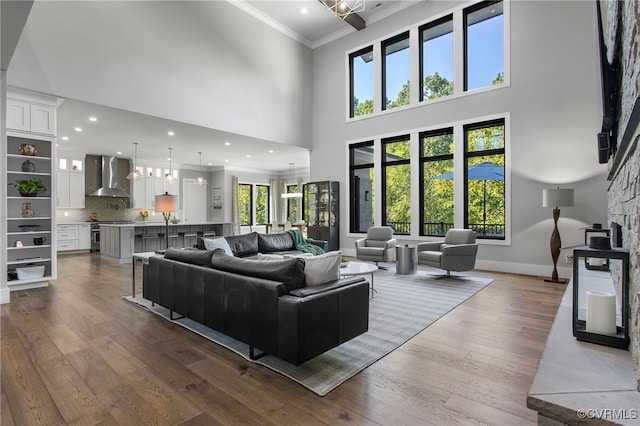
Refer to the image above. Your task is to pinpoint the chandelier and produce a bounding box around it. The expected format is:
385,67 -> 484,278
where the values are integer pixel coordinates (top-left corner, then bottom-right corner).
165,147 -> 176,183
126,142 -> 142,181
320,0 -> 365,19
195,151 -> 207,186
281,163 -> 303,199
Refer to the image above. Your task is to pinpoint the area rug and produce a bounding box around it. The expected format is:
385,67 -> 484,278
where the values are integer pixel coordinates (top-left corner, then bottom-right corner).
124,269 -> 492,396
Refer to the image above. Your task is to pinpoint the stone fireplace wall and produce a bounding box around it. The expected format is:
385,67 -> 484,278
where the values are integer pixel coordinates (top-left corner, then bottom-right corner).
605,0 -> 640,390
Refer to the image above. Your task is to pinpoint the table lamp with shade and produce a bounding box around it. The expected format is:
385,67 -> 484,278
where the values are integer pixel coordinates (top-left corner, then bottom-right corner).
542,187 -> 574,283
155,192 -> 178,250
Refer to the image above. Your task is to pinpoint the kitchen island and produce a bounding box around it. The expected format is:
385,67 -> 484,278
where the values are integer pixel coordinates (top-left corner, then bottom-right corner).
100,222 -> 232,263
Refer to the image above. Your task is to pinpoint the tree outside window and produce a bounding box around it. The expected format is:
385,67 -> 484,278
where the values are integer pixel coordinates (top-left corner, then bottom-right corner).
383,32 -> 410,110
420,128 -> 454,236
420,16 -> 454,101
255,185 -> 270,225
350,47 -> 374,117
382,136 -> 411,235
286,184 -> 299,223
464,1 -> 504,91
239,184 -> 252,226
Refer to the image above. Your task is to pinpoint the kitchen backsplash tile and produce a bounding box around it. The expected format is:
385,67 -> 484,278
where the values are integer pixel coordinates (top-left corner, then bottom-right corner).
56,197 -> 172,223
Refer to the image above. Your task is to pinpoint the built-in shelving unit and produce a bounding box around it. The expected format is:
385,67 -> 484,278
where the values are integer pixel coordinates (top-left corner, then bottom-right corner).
3,89 -> 57,295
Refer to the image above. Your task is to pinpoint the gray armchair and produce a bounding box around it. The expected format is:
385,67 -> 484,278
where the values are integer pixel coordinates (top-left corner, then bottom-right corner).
417,229 -> 478,278
355,226 -> 397,270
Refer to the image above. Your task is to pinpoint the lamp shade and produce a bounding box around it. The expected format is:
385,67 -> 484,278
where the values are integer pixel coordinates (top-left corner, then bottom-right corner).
155,192 -> 178,212
542,188 -> 574,208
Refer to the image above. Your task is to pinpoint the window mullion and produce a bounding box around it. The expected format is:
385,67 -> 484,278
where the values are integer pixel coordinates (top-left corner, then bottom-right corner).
373,44 -> 382,114
409,27 -> 420,106
453,125 -> 465,228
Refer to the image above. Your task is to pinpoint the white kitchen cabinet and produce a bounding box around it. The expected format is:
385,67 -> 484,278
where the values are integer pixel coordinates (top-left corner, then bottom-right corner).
56,223 -> 90,252
56,153 -> 85,209
7,98 -> 56,136
78,224 -> 91,250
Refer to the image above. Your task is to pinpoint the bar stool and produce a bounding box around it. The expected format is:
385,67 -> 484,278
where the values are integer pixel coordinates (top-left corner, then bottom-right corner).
142,233 -> 158,252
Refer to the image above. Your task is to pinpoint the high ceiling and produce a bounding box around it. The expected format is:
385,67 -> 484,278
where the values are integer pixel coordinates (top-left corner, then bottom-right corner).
47,1 -> 419,171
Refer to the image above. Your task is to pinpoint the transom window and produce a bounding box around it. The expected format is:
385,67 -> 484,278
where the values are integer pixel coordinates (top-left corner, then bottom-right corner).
420,16 -> 454,101
350,46 -> 374,118
464,1 -> 504,91
382,32 -> 410,110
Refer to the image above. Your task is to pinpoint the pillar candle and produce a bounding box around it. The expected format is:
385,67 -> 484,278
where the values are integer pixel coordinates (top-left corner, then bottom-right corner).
586,291 -> 617,335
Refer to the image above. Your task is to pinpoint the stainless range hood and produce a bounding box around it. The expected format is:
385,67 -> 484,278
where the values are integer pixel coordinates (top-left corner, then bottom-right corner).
86,156 -> 131,198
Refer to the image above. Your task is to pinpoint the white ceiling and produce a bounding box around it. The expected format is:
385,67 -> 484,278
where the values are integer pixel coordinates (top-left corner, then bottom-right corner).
51,0 -> 418,172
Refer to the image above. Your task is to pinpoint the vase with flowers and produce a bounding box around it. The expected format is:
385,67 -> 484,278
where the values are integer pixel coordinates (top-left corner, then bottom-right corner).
140,209 -> 149,221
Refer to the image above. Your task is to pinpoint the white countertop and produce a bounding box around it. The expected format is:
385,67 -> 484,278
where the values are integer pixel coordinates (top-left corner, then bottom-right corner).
100,221 -> 230,227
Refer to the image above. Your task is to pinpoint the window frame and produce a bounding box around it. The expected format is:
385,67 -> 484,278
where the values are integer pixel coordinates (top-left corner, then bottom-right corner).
349,45 -> 374,118
255,184 -> 270,225
381,31 -> 410,111
463,118 -> 506,240
419,14 -> 454,102
419,127 -> 454,236
349,140 -> 375,233
381,134 -> 411,235
238,183 -> 253,226
463,0 -> 504,92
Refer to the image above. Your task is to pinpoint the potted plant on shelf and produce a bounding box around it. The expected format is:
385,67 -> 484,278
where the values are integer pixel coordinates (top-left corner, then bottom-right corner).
9,178 -> 47,197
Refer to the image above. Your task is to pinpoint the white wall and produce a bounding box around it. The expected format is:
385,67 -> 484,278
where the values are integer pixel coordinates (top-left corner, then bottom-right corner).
7,1 -> 312,148
310,0 -> 608,278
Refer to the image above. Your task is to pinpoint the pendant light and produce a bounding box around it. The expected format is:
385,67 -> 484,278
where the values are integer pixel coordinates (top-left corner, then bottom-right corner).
126,142 -> 142,181
195,152 -> 207,185
165,147 -> 176,183
281,163 -> 303,199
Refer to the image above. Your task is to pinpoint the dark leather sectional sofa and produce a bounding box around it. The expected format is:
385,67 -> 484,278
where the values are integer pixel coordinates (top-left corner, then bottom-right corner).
143,247 -> 370,365
197,231 -> 328,257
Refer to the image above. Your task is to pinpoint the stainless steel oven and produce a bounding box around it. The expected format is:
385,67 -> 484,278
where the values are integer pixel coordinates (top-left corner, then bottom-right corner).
91,223 -> 101,252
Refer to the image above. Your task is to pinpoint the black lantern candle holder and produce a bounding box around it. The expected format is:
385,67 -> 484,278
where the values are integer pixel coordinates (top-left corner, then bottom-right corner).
572,246 -> 629,349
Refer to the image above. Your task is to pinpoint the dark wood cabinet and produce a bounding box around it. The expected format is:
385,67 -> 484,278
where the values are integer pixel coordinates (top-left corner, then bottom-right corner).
304,181 -> 339,251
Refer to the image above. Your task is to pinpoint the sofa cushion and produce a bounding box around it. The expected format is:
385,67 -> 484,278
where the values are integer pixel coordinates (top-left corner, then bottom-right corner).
295,250 -> 341,286
225,232 -> 259,257
203,237 -> 233,256
210,251 -> 305,292
258,232 -> 296,253
164,247 -> 214,267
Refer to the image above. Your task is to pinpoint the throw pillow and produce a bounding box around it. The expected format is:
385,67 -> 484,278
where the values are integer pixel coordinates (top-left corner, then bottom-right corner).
299,250 -> 341,286
203,237 -> 233,256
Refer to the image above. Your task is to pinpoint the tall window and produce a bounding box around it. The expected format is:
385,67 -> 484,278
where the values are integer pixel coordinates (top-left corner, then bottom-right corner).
420,128 -> 454,236
382,135 -> 411,235
255,185 -> 270,225
420,16 -> 454,101
382,32 -> 410,110
350,46 -> 374,117
286,184 -> 299,222
238,184 -> 252,226
349,141 -> 374,233
464,1 -> 504,91
464,119 -> 505,239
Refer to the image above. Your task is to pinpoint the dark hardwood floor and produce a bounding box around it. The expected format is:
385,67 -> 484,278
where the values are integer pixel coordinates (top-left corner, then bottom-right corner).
1,252 -> 564,425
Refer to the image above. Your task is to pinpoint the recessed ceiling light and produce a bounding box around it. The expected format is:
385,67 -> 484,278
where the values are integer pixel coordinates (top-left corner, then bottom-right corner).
117,151 -> 122,155
246,155 -> 251,158
301,7 -> 308,14
56,143 -> 59,147
89,116 -> 97,122
225,159 -> 229,162
167,131 -> 174,136
268,150 -> 274,154
207,162 -> 212,166
74,127 -> 82,132
225,142 -> 231,146
62,136 -> 69,141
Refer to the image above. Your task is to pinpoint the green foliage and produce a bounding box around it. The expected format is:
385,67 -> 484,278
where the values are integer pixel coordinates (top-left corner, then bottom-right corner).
492,72 -> 504,85
255,185 -> 269,225
386,81 -> 411,109
353,97 -> 373,117
238,184 -> 251,226
423,72 -> 453,100
384,140 -> 411,232
10,178 -> 47,196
